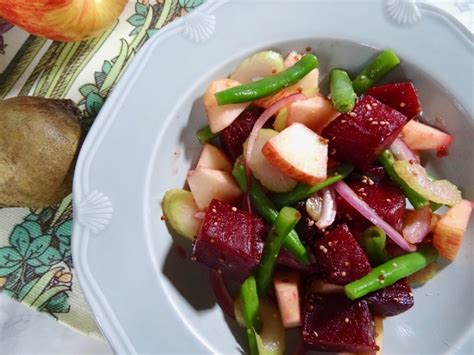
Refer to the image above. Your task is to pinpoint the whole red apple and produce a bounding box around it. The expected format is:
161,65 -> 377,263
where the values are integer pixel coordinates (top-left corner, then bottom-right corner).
0,0 -> 128,42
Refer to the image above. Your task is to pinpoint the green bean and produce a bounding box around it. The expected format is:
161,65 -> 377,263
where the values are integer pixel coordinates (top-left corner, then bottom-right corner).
362,226 -> 389,265
378,150 -> 430,209
240,276 -> 260,355
352,49 -> 401,95
271,164 -> 354,207
215,54 -> 319,105
196,125 -> 218,144
232,163 -> 310,264
330,69 -> 356,113
256,207 -> 301,295
344,245 -> 439,300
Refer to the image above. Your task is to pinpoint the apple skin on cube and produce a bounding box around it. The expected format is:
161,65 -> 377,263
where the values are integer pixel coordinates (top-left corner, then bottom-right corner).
192,199 -> 266,282
187,167 -> 242,209
401,120 -> 452,151
322,95 -> 408,170
433,200 -> 472,261
262,123 -> 328,186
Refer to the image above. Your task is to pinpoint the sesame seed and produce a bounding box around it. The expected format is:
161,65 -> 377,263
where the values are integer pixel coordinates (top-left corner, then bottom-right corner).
308,220 -> 315,226
214,222 -> 218,226
392,262 -> 398,267
314,331 -> 319,337
191,256 -> 197,261
366,104 -> 372,110
344,261 -> 350,266
341,271 -> 347,276
328,241 -> 333,247
368,117 -> 373,121
349,112 -> 357,117
380,279 -> 385,284
212,208 -> 217,213
231,206 -> 237,211
367,178 -> 374,185
400,102 -> 406,107
371,121 -> 379,125
319,245 -> 325,250
360,75 -> 367,79
331,148 -> 337,155
341,119 -> 347,123
386,198 -> 392,202
345,318 -> 350,323
219,257 -> 224,263
217,269 -> 222,274
409,292 -> 414,297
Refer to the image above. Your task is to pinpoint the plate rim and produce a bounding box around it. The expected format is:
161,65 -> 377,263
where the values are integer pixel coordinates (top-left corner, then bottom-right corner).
71,1 -> 473,354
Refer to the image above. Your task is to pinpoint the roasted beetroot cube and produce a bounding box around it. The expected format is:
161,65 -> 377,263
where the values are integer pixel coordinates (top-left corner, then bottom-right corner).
193,199 -> 266,282
302,293 -> 377,353
365,279 -> 414,317
346,165 -> 387,184
322,95 -> 408,169
367,82 -> 421,119
336,179 -> 406,230
314,224 -> 371,285
220,105 -> 264,160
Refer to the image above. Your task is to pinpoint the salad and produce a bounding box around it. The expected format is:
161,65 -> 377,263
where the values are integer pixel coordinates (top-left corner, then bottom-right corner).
162,48 -> 472,354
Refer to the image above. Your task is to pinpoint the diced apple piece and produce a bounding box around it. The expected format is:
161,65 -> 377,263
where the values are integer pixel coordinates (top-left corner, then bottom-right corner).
286,95 -> 340,133
401,120 -> 452,151
196,144 -> 232,172
187,167 -> 242,209
433,200 -> 472,261
284,51 -> 319,96
273,271 -> 301,328
204,79 -> 250,133
161,189 -> 201,239
262,123 -> 328,185
230,50 -> 284,83
244,129 -> 297,192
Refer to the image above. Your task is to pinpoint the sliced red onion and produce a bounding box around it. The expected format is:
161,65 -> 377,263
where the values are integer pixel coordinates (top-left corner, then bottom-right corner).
245,93 -> 305,211
402,207 -> 432,243
209,270 -> 234,318
390,137 -> 419,163
333,180 -> 416,252
315,188 -> 337,230
194,211 -> 206,220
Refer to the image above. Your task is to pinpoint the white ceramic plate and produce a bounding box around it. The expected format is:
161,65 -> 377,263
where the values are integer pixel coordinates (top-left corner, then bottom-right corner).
72,1 -> 474,353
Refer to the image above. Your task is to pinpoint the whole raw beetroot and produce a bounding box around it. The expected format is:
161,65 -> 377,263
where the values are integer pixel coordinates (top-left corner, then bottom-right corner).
302,293 -> 378,353
336,179 -> 406,231
322,95 -> 408,169
220,105 -> 264,160
192,199 -> 266,282
365,278 -> 414,317
367,82 -> 421,119
314,224 -> 371,285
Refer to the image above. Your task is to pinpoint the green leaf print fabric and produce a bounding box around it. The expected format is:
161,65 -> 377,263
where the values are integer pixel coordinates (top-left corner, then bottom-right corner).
0,0 -> 202,338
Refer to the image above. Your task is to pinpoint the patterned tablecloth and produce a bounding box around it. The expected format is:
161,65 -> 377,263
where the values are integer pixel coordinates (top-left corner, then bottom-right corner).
0,0 -> 203,339
0,0 -> 472,343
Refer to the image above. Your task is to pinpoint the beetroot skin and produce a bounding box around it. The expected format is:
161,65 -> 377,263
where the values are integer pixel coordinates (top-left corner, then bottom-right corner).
367,82 -> 421,119
336,179 -> 406,231
314,224 -> 371,285
220,105 -> 264,160
322,95 -> 408,169
365,278 -> 414,317
192,199 -> 266,282
302,293 -> 378,353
